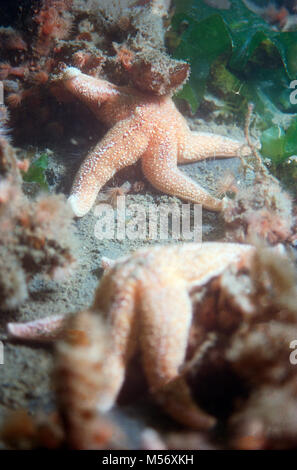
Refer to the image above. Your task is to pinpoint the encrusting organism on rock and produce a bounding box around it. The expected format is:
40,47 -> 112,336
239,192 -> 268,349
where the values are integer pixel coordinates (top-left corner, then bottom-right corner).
34,0 -> 74,56
0,27 -> 27,53
223,176 -> 295,245
0,137 -> 76,310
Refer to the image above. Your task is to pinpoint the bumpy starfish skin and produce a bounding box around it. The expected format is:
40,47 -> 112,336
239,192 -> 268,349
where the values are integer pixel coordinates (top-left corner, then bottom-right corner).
60,67 -> 249,217
8,242 -> 254,429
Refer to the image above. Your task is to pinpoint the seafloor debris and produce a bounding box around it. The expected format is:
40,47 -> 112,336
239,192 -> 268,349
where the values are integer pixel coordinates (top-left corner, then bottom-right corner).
223,103 -> 296,246
0,137 -> 76,310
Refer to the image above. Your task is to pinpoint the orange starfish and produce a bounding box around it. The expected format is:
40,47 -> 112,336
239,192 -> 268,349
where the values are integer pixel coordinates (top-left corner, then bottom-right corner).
8,242 -> 254,429
59,67 -> 249,217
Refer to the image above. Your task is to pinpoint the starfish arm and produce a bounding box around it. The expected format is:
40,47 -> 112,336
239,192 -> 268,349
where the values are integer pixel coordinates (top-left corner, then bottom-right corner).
139,281 -> 192,388
157,377 -> 216,430
139,280 -> 215,429
68,119 -> 149,216
54,310 -> 123,450
142,141 -> 223,211
178,131 -> 250,164
90,275 -> 139,412
61,67 -> 120,111
7,315 -> 68,341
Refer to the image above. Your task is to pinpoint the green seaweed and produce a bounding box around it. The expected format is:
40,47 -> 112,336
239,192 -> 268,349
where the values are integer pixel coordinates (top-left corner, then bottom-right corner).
261,118 -> 297,164
259,118 -> 297,195
173,12 -> 232,112
23,153 -> 49,190
170,0 -> 297,125
169,0 -> 297,192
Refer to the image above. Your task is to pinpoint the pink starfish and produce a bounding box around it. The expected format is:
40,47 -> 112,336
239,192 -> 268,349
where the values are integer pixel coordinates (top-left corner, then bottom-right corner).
8,242 -> 254,430
58,67 -> 249,217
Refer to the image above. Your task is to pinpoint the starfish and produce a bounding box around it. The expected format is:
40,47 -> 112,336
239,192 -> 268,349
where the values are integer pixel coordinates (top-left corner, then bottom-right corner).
8,242 -> 254,429
58,67 -> 250,217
